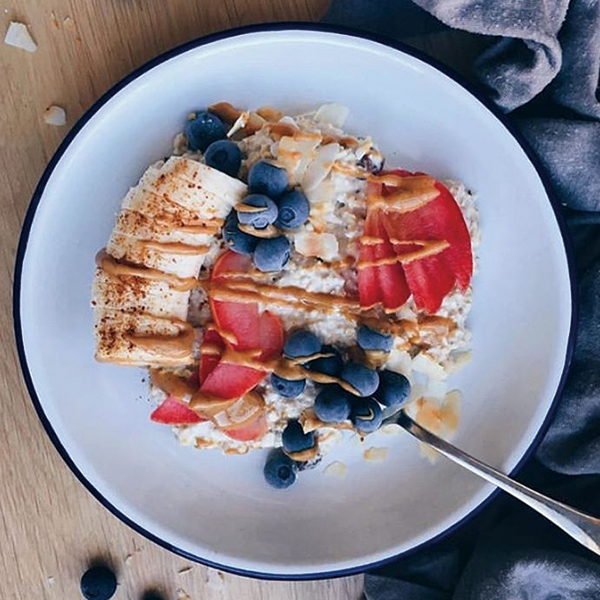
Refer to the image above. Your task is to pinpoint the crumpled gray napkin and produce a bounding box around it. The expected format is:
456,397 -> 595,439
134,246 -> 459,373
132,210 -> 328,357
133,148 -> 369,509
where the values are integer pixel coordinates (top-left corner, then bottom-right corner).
322,0 -> 600,598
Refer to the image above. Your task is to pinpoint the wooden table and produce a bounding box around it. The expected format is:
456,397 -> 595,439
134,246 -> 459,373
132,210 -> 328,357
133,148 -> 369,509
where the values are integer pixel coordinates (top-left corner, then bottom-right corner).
0,2 -> 480,598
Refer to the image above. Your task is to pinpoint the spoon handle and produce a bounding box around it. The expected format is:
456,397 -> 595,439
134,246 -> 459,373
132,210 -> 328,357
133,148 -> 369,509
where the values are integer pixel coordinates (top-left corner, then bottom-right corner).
397,411 -> 600,555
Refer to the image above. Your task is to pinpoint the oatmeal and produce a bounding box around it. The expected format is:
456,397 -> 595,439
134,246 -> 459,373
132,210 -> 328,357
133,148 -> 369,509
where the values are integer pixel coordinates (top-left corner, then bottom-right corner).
92,102 -> 478,488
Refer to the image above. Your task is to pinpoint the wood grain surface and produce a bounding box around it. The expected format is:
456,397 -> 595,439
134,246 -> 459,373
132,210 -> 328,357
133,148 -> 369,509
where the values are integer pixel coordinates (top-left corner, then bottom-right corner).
0,1 -> 482,598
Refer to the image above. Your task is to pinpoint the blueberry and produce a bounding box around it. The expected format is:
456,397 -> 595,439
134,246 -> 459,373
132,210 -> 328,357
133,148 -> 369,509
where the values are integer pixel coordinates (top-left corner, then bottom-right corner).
282,420 -> 315,454
204,139 -> 242,177
314,386 -> 352,422
275,190 -> 310,229
284,330 -> 321,359
253,236 -> 291,272
357,325 -> 393,352
80,566 -> 117,600
306,345 -> 343,376
351,397 -> 383,434
264,448 -> 297,489
375,370 -> 411,408
248,160 -> 289,197
340,362 -> 380,397
237,194 -> 279,229
271,373 -> 306,398
223,210 -> 258,255
185,111 -> 226,151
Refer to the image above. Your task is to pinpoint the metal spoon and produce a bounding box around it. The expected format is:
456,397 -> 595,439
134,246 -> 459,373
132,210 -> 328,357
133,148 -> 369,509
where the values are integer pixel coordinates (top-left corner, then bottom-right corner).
395,410 -> 600,555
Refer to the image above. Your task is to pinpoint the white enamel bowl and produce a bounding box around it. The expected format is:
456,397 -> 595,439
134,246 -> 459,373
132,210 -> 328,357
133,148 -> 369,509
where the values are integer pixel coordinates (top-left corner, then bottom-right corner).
14,25 -> 574,578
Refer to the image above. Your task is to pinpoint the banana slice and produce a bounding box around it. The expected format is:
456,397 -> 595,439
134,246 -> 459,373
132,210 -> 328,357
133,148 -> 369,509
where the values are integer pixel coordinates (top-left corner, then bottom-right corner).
94,308 -> 195,367
93,157 -> 244,367
92,268 -> 190,321
106,231 -> 209,279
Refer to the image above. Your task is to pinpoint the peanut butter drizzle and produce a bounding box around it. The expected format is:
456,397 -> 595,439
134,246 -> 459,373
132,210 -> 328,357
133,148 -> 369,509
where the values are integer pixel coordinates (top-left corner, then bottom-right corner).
238,223 -> 280,238
205,324 -> 238,346
367,174 -> 438,213
285,444 -> 320,462
265,122 -> 299,138
96,250 -> 198,292
199,342 -> 363,397
199,342 -> 223,356
390,239 -> 450,263
256,106 -> 284,122
357,240 -> 450,269
124,320 -> 194,359
360,236 -> 386,245
219,347 -> 267,372
271,359 -> 361,396
300,409 -> 356,433
418,315 -> 456,334
189,393 -> 236,414
235,203 -> 269,214
137,240 -> 210,255
149,368 -> 196,398
208,102 -> 265,134
212,279 -> 361,312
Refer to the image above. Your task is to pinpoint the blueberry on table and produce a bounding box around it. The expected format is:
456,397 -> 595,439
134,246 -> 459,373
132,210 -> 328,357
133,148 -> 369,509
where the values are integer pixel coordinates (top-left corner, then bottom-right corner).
275,190 -> 310,229
80,565 -> 117,600
185,111 -> 226,151
264,448 -> 297,489
271,373 -> 306,398
375,370 -> 411,408
282,420 -> 316,453
314,386 -> 352,423
340,362 -> 380,397
283,330 -> 321,360
351,397 -> 383,434
248,160 -> 289,197
237,194 -> 279,229
223,210 -> 258,255
253,235 -> 291,272
357,325 -> 393,352
204,139 -> 242,177
306,345 -> 343,377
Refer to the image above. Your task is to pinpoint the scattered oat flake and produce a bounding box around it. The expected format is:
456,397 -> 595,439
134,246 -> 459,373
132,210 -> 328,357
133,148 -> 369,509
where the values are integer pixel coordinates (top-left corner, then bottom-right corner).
63,16 -> 75,29
178,566 -> 193,575
44,105 -> 67,126
4,22 -> 37,52
177,588 -> 192,600
50,11 -> 60,29
324,461 -> 347,478
364,447 -> 389,462
47,576 -> 55,585
124,553 -> 134,566
205,568 -> 225,588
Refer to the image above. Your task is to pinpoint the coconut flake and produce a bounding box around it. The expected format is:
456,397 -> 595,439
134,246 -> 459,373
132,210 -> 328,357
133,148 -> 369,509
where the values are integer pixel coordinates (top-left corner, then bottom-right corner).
364,447 -> 389,462
294,231 -> 339,261
315,103 -> 349,128
412,352 -> 447,381
43,105 -> 67,126
4,22 -> 37,53
385,349 -> 413,376
324,461 -> 347,478
301,143 -> 341,192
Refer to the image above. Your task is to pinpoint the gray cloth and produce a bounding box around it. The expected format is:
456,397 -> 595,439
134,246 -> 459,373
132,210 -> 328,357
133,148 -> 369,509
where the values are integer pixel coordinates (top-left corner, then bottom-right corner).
322,0 -> 600,598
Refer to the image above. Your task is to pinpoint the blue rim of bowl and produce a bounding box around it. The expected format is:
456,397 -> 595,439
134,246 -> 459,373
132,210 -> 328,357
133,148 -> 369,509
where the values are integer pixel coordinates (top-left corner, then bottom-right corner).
13,22 -> 577,580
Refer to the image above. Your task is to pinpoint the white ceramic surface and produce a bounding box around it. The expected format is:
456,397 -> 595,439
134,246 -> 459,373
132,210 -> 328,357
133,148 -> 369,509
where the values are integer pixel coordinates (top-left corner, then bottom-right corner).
16,27 -> 573,577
